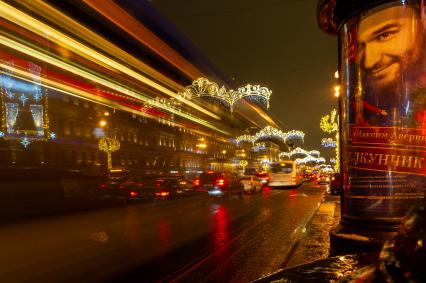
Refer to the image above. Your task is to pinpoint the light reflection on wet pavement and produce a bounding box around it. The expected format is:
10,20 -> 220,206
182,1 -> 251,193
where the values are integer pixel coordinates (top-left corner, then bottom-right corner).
0,182 -> 327,283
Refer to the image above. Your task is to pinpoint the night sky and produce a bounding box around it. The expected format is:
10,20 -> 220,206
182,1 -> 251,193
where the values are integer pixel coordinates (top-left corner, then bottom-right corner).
151,0 -> 337,160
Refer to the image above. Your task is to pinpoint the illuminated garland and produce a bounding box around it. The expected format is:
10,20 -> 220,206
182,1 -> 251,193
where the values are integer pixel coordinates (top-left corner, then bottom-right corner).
320,109 -> 340,172
321,138 -> 336,148
309,150 -> 320,158
252,142 -> 267,152
178,77 -> 272,112
295,156 -> 325,165
278,147 -> 321,161
320,109 -> 339,134
236,126 -> 305,145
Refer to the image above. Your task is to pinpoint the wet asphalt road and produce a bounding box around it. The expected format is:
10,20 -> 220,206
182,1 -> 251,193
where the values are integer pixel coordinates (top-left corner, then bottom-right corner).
0,182 -> 327,283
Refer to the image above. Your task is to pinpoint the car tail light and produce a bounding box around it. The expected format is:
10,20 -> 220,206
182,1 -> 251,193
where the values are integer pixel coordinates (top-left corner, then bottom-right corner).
129,191 -> 139,197
193,178 -> 200,187
100,184 -> 108,189
155,191 -> 170,197
117,184 -> 125,189
265,176 -> 270,181
215,177 -> 226,188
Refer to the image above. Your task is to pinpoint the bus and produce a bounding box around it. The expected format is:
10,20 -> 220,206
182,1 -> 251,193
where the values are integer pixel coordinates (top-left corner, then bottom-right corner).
267,161 -> 303,188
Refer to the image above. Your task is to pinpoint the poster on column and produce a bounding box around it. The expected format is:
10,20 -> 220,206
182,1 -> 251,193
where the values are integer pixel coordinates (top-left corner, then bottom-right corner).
340,1 -> 426,223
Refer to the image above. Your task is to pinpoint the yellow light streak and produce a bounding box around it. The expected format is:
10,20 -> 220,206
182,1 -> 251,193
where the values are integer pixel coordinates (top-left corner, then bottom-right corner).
0,35 -> 226,132
15,0 -> 184,91
0,1 -> 220,119
0,61 -> 229,135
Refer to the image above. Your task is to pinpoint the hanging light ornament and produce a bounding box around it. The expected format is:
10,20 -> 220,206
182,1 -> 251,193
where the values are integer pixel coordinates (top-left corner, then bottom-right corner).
309,150 -> 321,158
236,134 -> 256,145
321,137 -> 336,148
235,127 -> 305,148
284,130 -> 305,143
178,77 -> 272,112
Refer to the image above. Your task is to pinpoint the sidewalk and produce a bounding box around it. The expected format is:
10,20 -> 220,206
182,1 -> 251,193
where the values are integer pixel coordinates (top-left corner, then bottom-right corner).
284,194 -> 341,268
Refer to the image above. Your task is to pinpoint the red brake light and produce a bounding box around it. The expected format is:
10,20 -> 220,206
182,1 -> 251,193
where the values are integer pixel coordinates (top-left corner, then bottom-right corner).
117,184 -> 125,189
193,178 -> 200,186
215,177 -> 226,187
100,184 -> 108,189
129,191 -> 138,197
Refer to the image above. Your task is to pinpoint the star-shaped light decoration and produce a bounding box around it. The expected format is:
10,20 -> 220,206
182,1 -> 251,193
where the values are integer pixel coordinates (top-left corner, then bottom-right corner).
20,94 -> 28,106
20,137 -> 31,148
50,132 -> 56,139
0,131 -> 4,138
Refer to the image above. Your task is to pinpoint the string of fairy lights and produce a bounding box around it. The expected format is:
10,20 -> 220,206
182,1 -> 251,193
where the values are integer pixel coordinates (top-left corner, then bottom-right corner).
320,108 -> 340,172
278,147 -> 324,165
235,126 -> 305,145
178,77 -> 272,112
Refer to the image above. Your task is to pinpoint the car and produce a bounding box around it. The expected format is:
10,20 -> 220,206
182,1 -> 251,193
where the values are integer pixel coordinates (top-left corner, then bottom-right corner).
98,176 -> 149,201
317,175 -> 330,185
98,175 -> 195,201
255,172 -> 270,186
240,175 -> 263,194
330,173 -> 341,195
136,176 -> 195,200
193,171 -> 243,199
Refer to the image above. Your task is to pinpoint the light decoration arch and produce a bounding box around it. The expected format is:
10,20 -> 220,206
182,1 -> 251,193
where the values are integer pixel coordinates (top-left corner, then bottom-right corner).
236,126 -> 305,145
178,77 -> 272,112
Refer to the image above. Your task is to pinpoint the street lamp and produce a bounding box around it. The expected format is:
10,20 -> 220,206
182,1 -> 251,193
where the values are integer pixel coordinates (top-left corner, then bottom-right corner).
334,85 -> 340,97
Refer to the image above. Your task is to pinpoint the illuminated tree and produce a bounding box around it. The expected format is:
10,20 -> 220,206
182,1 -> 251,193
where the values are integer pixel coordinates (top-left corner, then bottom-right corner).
99,137 -> 120,170
320,109 -> 340,172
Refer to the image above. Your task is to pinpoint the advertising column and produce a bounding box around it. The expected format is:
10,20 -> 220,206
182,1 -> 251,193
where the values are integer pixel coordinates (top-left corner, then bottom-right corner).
318,0 -> 426,246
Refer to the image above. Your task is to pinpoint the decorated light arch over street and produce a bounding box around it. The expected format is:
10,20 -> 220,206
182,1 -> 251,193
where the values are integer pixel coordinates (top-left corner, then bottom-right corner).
178,77 -> 272,112
235,126 -> 305,145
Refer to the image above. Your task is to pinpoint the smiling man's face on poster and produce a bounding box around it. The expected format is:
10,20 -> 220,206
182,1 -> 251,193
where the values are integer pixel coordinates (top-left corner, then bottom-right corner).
358,5 -> 424,94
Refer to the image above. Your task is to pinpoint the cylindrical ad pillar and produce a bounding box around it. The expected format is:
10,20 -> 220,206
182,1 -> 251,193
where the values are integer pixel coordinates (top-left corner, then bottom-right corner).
338,0 -> 426,228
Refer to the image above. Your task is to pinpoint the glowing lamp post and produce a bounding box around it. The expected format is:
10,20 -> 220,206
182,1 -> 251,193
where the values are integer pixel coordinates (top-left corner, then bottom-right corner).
99,137 -> 120,170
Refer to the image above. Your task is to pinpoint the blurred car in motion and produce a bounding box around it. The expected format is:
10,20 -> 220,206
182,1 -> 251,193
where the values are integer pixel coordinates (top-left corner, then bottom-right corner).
240,175 -> 263,194
193,171 -> 243,199
98,176 -> 148,201
330,173 -> 341,195
142,176 -> 194,200
255,172 -> 270,186
99,175 -> 194,201
317,175 -> 330,185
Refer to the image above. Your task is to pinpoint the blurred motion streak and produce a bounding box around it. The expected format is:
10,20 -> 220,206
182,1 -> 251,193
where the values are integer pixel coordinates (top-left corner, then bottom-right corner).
0,0 -> 221,120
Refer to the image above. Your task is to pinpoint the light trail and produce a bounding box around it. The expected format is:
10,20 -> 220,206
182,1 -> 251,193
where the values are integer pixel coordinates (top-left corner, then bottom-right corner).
0,1 -> 220,120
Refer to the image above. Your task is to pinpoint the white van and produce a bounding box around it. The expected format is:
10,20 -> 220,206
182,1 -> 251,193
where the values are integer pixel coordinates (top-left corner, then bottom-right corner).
268,161 -> 302,187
